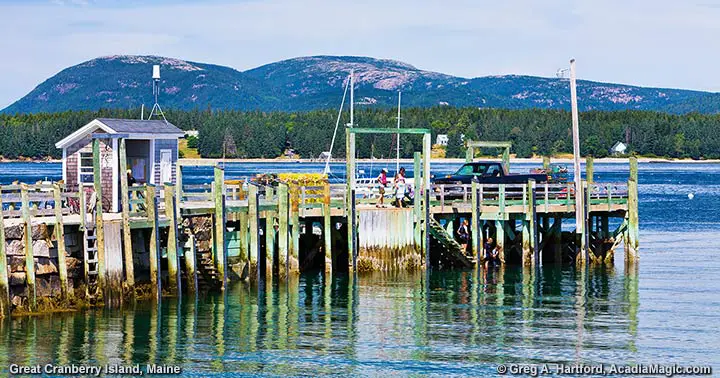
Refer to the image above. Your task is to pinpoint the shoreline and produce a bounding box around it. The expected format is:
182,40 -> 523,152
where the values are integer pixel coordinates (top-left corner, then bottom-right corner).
1,157 -> 718,164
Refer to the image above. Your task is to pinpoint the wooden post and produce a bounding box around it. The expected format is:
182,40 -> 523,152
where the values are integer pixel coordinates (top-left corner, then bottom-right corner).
21,185 -> 36,311
465,145 -> 474,163
626,157 -> 639,263
249,184 -> 260,275
495,219 -> 505,265
213,166 -> 227,288
530,180 -> 538,266
323,183 -> 332,274
146,185 -> 161,301
413,152 -> 422,246
543,156 -> 550,171
502,147 -> 510,174
53,185 -> 69,299
185,234 -> 198,293
238,212 -> 249,273
175,164 -> 183,218
586,157 -> 594,184
289,184 -> 300,274
164,185 -> 180,296
471,179 -> 479,261
92,139 -> 107,295
422,133 -> 431,191
521,180 -> 535,267
79,184 -> 87,231
118,138 -> 134,288
278,183 -> 289,276
265,186 -> 275,280
349,188 -> 357,271
553,216 -> 562,264
0,187 -> 11,317
423,189 -> 430,269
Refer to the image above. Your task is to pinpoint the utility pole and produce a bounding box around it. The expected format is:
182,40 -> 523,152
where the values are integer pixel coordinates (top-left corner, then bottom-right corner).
569,59 -> 585,257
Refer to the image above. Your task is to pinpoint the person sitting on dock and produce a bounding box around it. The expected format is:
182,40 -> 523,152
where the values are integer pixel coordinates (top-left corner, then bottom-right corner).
376,168 -> 389,208
457,219 -> 469,252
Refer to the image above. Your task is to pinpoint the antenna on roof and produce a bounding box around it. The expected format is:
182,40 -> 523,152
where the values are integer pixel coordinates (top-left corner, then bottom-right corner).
148,64 -> 168,122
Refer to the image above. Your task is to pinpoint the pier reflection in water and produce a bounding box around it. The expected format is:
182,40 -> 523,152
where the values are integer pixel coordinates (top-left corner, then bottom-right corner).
0,266 -> 641,376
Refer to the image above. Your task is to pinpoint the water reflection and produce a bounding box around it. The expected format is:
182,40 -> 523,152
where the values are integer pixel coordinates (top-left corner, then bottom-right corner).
0,267 -> 643,376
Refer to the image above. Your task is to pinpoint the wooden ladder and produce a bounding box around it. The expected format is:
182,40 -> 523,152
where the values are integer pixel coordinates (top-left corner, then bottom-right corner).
428,218 -> 475,268
82,192 -> 100,298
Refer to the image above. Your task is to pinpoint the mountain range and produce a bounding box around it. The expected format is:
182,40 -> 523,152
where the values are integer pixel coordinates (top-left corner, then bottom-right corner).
3,55 -> 720,114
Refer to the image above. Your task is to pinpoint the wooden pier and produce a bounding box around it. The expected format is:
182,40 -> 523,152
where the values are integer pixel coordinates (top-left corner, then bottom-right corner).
0,148 -> 638,316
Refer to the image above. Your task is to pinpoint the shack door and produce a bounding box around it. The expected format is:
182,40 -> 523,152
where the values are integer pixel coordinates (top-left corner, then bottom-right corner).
160,149 -> 172,184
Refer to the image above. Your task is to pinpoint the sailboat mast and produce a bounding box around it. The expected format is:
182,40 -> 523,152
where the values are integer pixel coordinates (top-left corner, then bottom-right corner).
349,70 -> 354,127
396,91 -> 401,173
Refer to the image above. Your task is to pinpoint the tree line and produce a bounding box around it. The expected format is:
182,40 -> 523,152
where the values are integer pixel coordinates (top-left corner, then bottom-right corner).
0,107 -> 718,160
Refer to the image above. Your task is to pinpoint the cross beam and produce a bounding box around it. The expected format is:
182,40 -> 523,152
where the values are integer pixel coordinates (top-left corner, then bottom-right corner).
464,140 -> 512,173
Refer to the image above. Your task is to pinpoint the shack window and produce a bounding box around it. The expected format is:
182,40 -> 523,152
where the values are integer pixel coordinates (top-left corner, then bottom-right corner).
79,152 -> 94,185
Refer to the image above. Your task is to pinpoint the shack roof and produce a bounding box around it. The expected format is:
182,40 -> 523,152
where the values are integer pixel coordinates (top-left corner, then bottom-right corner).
55,118 -> 185,149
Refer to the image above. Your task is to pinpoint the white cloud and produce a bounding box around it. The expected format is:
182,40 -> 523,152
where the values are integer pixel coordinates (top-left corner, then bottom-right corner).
0,0 -> 719,108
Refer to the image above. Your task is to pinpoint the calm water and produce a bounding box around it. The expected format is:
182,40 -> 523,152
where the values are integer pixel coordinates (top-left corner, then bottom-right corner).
0,161 -> 719,376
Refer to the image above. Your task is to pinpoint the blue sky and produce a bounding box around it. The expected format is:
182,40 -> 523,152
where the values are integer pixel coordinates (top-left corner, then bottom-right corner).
0,0 -> 718,108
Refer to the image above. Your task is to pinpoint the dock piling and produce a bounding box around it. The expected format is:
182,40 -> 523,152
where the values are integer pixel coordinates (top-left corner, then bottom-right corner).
323,183 -> 332,274
92,139 -> 107,297
626,157 -> 639,263
289,184 -> 300,274
248,184 -> 260,278
0,188 -> 10,317
53,185 -> 69,300
213,166 -> 227,288
118,138 -> 135,289
164,184 -> 180,296
185,234 -> 198,293
265,186 -> 275,280
20,185 -> 36,311
146,185 -> 161,301
278,183 -> 289,277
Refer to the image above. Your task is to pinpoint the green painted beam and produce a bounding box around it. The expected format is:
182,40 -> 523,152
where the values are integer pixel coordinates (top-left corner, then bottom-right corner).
348,127 -> 430,135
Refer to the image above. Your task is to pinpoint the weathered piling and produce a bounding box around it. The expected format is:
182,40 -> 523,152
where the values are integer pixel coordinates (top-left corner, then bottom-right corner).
52,185 -> 69,299
20,185 -> 36,310
213,166 -> 227,288
497,184 -> 506,264
92,139 -> 107,296
626,157 -> 639,263
0,188 -> 10,316
248,185 -> 260,277
265,186 -> 275,280
413,152 -> 422,246
278,183 -> 289,276
164,185 -> 180,295
471,179 -> 479,261
146,185 -> 161,301
323,183 -> 332,274
543,156 -> 550,171
586,157 -> 594,184
185,234 -> 198,293
289,184 -> 300,274
118,138 -> 134,288
522,180 -> 537,267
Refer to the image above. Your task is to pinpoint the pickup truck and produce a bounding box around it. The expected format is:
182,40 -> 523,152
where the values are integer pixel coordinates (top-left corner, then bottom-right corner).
432,161 -> 548,199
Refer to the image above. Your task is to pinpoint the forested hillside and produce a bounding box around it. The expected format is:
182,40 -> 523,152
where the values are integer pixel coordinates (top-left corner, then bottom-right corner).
1,107 -> 717,160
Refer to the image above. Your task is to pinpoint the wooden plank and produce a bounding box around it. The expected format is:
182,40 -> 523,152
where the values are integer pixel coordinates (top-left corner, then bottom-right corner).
119,138 -> 135,288
213,166 -> 226,288
164,185 -> 180,295
21,185 -> 36,311
349,127 -> 431,135
323,183 -> 332,274
0,187 -> 10,317
53,185 -> 69,299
